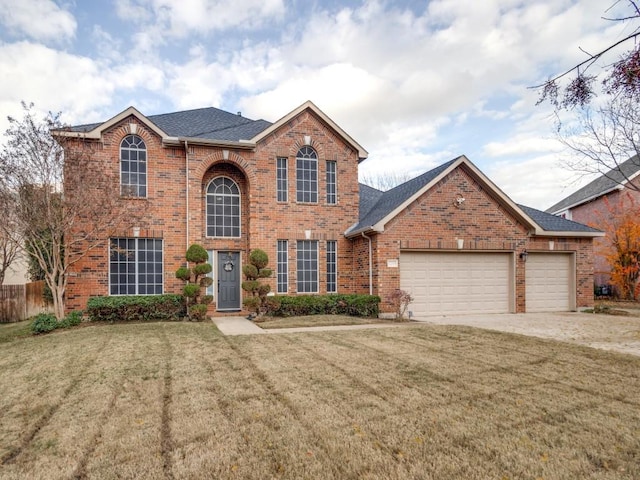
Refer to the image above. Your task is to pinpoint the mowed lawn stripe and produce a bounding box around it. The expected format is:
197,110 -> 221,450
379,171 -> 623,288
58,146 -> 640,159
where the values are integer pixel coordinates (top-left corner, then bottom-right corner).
0,321 -> 638,479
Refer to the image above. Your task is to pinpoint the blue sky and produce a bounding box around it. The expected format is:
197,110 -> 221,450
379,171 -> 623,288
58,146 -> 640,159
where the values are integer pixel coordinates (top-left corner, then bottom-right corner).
0,0 -> 634,209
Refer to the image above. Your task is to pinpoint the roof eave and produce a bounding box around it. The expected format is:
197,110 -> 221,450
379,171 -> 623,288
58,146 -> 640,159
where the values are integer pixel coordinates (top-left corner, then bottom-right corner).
163,136 -> 256,149
52,106 -> 168,140
533,229 -> 604,238
250,100 -> 368,160
548,185 -> 624,214
344,224 -> 384,238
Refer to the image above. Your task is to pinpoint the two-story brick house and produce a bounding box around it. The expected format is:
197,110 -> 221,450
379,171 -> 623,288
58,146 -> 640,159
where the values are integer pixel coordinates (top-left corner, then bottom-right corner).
56,101 -> 602,317
547,156 -> 640,288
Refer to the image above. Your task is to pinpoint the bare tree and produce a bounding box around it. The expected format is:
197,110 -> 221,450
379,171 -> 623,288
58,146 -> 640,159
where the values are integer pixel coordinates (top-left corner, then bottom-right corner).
0,103 -> 141,319
533,1 -> 640,109
0,191 -> 20,285
558,96 -> 640,189
360,171 -> 416,191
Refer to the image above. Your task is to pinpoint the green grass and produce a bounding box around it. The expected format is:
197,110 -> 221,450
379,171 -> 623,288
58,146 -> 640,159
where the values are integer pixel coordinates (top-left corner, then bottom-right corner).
0,321 -> 638,479
0,320 -> 33,343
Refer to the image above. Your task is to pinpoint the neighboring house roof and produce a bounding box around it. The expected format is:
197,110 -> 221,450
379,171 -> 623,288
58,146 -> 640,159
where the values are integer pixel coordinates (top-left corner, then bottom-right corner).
348,155 -> 602,238
518,204 -> 601,234
546,155 -> 640,214
56,101 -> 368,160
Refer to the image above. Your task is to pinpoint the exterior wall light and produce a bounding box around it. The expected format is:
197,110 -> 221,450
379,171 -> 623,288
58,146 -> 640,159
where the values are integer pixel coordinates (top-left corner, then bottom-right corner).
519,250 -> 528,262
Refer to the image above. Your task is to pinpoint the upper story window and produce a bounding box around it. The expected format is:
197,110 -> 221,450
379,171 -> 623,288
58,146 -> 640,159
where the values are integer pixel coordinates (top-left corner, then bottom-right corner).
120,135 -> 147,197
206,177 -> 240,237
296,146 -> 318,203
326,160 -> 337,204
277,157 -> 288,202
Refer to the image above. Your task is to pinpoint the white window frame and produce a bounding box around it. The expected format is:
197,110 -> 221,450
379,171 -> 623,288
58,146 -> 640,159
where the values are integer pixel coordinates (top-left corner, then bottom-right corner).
296,146 -> 318,203
326,240 -> 337,293
120,134 -> 147,197
277,240 -> 288,293
206,176 -> 241,238
109,238 -> 163,295
277,157 -> 288,202
296,240 -> 318,293
326,160 -> 337,205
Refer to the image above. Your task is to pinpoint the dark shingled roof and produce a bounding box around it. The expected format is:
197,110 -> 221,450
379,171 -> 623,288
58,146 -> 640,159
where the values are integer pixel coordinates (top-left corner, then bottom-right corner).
69,106 -> 273,142
358,183 -> 384,221
518,204 -> 601,233
352,157 -> 601,235
350,158 -> 459,233
546,155 -> 640,213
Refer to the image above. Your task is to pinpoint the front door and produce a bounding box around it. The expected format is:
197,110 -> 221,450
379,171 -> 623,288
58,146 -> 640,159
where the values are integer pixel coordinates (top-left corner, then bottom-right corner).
217,251 -> 241,310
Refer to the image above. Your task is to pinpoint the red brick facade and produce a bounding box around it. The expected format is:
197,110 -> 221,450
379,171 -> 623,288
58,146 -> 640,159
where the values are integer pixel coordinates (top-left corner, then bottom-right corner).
352,165 -> 595,313
61,104 -> 597,315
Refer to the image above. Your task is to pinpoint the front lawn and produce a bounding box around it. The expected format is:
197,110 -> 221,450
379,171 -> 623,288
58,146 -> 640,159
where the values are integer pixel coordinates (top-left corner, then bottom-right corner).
0,322 -> 638,479
258,314 -> 393,329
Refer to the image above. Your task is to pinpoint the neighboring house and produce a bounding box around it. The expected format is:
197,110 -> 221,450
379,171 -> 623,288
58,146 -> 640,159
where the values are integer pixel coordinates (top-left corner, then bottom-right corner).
2,251 -> 29,285
55,101 -> 602,317
546,156 -> 640,287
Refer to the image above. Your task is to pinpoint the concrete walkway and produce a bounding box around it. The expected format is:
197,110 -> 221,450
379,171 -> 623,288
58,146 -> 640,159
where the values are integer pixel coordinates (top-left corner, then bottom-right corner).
211,312 -> 640,356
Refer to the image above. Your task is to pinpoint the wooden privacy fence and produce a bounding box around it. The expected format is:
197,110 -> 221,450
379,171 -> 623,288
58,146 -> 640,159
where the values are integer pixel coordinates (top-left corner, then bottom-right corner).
0,281 -> 53,323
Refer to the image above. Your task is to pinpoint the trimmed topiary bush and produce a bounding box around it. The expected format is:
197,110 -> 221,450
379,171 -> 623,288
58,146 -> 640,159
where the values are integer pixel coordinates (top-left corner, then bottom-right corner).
242,249 -> 278,320
86,295 -> 185,322
60,310 -> 83,328
175,244 -> 213,321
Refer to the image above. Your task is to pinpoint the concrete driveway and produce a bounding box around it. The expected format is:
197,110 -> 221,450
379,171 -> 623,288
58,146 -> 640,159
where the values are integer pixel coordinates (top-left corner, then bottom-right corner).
417,311 -> 640,356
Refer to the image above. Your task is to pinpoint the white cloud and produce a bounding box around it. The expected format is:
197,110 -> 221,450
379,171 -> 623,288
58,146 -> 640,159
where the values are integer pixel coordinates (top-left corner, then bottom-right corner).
117,0 -> 285,41
0,0 -> 76,42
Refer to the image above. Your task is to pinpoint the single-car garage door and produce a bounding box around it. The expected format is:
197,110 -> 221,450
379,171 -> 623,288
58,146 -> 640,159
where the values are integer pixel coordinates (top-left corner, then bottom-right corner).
400,252 -> 512,317
525,253 -> 574,312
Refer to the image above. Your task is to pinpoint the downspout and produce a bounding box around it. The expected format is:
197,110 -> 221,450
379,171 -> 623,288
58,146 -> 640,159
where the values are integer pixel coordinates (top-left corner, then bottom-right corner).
184,140 -> 189,250
361,232 -> 373,295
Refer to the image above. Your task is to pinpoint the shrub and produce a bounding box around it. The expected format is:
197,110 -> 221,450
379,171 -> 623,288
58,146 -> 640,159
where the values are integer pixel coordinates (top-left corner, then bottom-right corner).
242,249 -> 274,319
387,289 -> 414,320
60,310 -> 83,328
31,313 -> 59,334
86,295 -> 185,322
175,244 -> 213,321
271,294 -> 380,317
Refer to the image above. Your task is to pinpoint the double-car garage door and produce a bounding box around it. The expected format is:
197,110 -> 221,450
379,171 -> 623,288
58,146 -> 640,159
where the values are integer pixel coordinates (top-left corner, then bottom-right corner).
399,251 -> 574,317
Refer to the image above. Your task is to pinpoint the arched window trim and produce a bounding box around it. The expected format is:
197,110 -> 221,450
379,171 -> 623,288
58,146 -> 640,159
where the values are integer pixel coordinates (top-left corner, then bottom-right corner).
296,146 -> 318,203
120,134 -> 147,197
206,176 -> 241,238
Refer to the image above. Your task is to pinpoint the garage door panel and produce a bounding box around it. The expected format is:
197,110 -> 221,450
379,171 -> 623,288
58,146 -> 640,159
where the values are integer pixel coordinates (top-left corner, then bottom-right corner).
400,252 -> 511,317
525,253 -> 572,312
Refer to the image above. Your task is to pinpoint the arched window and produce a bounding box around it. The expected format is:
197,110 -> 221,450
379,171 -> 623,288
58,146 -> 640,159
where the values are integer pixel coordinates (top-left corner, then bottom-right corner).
206,177 -> 240,237
296,146 -> 318,203
120,135 -> 147,197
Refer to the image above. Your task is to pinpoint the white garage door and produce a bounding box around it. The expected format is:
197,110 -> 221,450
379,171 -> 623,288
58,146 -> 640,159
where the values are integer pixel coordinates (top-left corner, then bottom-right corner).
525,253 -> 573,312
400,252 -> 512,317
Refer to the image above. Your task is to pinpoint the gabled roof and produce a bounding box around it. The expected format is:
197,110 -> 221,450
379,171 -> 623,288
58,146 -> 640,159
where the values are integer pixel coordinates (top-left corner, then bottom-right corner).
546,155 -> 640,214
55,101 -> 368,159
251,100 -> 368,161
56,105 -> 272,148
348,156 -> 603,238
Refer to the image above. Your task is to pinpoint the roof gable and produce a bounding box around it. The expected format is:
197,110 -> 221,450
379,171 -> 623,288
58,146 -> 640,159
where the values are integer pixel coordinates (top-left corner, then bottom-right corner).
547,155 -> 640,213
56,105 -> 273,146
348,156 -> 602,238
250,100 -> 368,161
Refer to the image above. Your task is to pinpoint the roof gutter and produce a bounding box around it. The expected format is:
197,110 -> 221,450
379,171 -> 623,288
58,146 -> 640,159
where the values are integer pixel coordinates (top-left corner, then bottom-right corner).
532,230 -> 605,238
344,224 -> 383,239
164,136 -> 255,149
